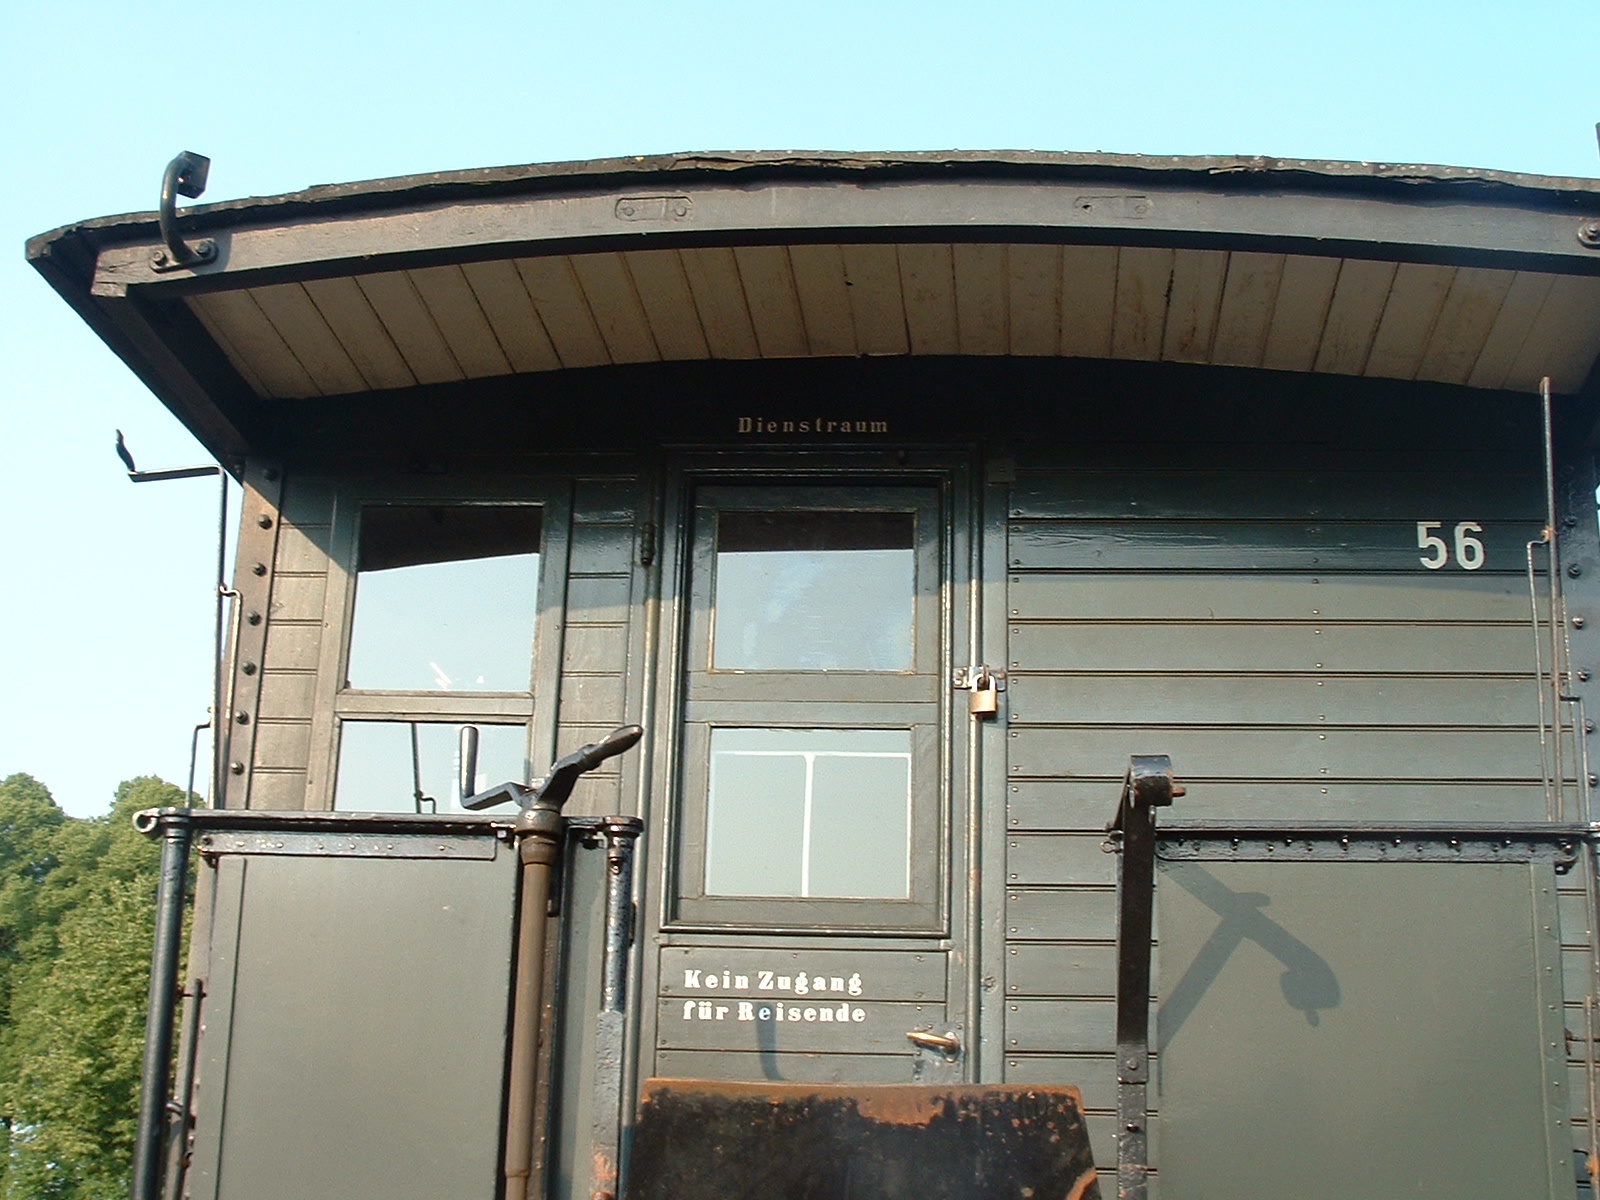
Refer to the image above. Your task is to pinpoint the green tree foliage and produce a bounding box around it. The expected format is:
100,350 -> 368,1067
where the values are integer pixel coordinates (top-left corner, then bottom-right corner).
0,775 -> 182,1200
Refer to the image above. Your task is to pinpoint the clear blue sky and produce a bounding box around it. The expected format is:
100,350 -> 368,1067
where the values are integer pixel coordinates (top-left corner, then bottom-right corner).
2,0 -> 1596,816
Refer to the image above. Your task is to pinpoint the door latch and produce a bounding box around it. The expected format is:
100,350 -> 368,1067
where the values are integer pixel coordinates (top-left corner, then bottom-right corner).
953,665 -> 1005,717
906,1029 -> 962,1057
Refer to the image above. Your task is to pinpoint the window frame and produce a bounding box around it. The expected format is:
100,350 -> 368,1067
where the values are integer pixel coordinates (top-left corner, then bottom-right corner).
304,477 -> 572,812
669,482 -> 949,932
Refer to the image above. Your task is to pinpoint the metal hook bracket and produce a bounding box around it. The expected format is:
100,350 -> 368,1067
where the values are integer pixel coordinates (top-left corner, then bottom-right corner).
151,151 -> 217,272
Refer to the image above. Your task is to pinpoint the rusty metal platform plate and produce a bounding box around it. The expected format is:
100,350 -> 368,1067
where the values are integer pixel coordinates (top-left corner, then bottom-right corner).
625,1079 -> 1100,1200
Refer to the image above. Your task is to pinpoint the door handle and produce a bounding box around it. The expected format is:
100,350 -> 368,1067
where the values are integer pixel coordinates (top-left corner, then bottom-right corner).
906,1029 -> 962,1056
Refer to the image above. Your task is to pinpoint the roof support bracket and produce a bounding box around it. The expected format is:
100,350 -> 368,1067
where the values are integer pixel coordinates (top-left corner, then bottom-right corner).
151,151 -> 217,272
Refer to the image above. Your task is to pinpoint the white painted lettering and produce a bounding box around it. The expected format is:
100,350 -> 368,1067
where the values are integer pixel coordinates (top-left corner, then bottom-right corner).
738,417 -> 753,433
734,975 -> 749,989
697,1001 -> 712,1020
847,973 -> 862,996
684,969 -> 701,989
682,1001 -> 695,1020
819,1008 -> 833,1022
758,1006 -> 772,1021
716,1005 -> 729,1020
777,976 -> 791,990
794,974 -> 809,996
851,1007 -> 865,1022
738,1002 -> 754,1021
830,977 -> 844,993
758,971 -> 775,990
803,1007 -> 816,1022
835,1003 -> 851,1021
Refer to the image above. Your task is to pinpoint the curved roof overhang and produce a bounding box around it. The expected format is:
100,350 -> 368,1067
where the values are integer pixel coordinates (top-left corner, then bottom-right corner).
27,150 -> 1600,464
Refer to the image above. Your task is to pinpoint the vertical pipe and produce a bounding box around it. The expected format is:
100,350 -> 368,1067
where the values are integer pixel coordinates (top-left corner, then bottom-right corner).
504,826 -> 563,1200
1114,796 -> 1155,1200
590,819 -> 643,1200
460,725 -> 480,805
1543,378 -> 1567,818
161,982 -> 203,1200
211,473 -> 229,808
131,813 -> 192,1200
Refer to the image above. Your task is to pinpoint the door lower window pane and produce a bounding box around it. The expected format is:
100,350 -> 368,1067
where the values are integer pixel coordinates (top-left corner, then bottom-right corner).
704,728 -> 911,899
334,721 -> 527,812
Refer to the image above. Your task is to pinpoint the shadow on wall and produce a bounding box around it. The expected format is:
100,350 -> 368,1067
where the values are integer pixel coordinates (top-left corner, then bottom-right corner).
1157,861 -> 1341,1047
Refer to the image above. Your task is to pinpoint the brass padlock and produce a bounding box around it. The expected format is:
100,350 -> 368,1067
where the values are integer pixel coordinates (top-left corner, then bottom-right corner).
969,669 -> 999,716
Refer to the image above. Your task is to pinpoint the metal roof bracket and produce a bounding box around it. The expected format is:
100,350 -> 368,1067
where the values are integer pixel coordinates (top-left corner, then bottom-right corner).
150,151 -> 217,272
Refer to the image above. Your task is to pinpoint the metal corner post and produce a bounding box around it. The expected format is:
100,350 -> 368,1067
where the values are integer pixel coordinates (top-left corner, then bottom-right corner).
1109,756 -> 1181,1200
131,808 -> 195,1200
590,816 -> 644,1200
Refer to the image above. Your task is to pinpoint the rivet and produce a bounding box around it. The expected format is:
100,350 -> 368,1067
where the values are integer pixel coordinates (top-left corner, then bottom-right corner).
1575,616 -> 1588,629
1580,670 -> 1593,682
236,711 -> 250,724
252,562 -> 267,576
257,514 -> 274,529
1570,564 -> 1583,578
263,467 -> 280,482
247,611 -> 262,625
241,661 -> 257,676
230,761 -> 245,775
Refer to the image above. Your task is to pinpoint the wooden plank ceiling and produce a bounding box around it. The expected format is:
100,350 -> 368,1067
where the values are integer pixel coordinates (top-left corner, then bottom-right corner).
186,244 -> 1600,399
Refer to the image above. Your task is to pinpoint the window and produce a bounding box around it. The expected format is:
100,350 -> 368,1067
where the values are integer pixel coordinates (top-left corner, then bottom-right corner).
674,486 -> 944,930
333,503 -> 544,813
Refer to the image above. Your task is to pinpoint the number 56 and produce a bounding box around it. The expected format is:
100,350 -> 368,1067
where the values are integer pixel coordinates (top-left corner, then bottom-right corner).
1417,521 -> 1485,571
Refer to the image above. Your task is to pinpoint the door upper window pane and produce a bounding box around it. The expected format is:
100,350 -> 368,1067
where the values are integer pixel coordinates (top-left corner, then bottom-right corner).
704,728 -> 911,899
712,511 -> 914,671
347,505 -> 541,691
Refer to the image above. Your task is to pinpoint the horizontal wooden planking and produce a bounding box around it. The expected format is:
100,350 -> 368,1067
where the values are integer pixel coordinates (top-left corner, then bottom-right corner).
568,523 -> 636,574
561,624 -> 630,674
1007,725 -> 1545,781
558,674 -> 627,725
1007,471 -> 1541,522
573,478 -> 640,524
1008,519 -> 1543,572
1008,835 -> 1116,886
274,523 -> 334,574
198,239 -> 1597,409
1007,944 -> 1118,998
998,1054 -> 1133,1114
566,773 -> 621,819
1007,888 -> 1117,941
261,623 -> 323,672
245,769 -> 307,811
1007,572 -> 1542,622
652,1049 -> 918,1085
267,573 -> 327,622
655,999 -> 940,1054
1009,673 -> 1542,727
1008,621 -> 1540,674
257,671 -> 318,720
1560,892 -> 1593,944
1006,999 -> 1117,1053
251,720 -> 311,770
658,947 -> 944,1001
1007,779 -> 1552,826
565,574 -> 633,623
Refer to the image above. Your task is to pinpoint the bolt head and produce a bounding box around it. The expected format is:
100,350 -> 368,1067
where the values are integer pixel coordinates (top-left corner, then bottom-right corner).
1581,220 -> 1600,249
230,761 -> 245,775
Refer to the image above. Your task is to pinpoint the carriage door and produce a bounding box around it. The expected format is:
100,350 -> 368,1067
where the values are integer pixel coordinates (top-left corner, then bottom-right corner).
652,479 -> 977,1085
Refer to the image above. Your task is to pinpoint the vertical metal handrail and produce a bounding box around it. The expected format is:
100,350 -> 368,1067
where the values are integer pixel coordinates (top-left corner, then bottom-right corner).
1107,755 -> 1182,1200
130,810 -> 194,1200
589,817 -> 644,1200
